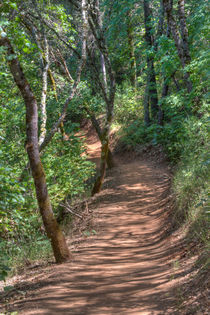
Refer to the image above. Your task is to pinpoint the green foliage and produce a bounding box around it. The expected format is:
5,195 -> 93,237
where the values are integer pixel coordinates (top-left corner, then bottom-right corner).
42,132 -> 95,208
171,116 -> 209,235
0,235 -> 52,277
119,120 -> 156,147
71,82 -> 106,116
0,252 -> 11,281
114,83 -> 143,124
0,0 -> 209,284
155,35 -> 180,78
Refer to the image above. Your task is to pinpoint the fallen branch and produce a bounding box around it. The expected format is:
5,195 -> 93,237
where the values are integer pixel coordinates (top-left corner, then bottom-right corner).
60,202 -> 82,219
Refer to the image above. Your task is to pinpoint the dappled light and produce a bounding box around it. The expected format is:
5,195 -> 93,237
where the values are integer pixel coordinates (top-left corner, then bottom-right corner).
0,0 -> 208,313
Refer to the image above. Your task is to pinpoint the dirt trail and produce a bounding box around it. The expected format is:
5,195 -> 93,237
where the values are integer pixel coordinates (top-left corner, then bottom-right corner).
2,132 -> 179,315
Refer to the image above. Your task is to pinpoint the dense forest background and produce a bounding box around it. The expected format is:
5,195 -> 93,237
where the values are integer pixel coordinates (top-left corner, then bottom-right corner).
0,0 -> 209,285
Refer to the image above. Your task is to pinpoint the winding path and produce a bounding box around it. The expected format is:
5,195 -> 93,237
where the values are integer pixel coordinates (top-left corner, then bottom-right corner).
3,132 -> 178,314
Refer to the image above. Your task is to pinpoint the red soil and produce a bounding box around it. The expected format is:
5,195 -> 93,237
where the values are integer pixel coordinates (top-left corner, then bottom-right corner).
1,129 -> 204,315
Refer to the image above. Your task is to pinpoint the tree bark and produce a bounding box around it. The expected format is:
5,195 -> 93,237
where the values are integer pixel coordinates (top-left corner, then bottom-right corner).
85,108 -> 115,169
148,60 -> 159,120
39,35 -> 49,146
178,0 -> 191,65
163,0 -> 192,92
95,0 -> 108,92
91,104 -> 114,196
155,5 -> 169,125
106,148 -> 115,169
88,1 -> 116,195
57,49 -> 74,83
126,10 -> 137,88
91,134 -> 109,196
144,78 -> 151,126
158,78 -> 169,125
143,0 -> 159,121
39,0 -> 88,152
177,0 -> 192,93
0,36 -> 71,263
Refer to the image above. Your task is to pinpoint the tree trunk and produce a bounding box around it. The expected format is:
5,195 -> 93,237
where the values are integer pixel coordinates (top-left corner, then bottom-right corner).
39,0 -> 88,152
143,0 -> 159,121
158,79 -> 169,125
39,35 -> 49,146
155,5 -> 169,125
106,148 -> 115,169
57,49 -> 74,83
177,0 -> 192,92
91,136 -> 109,196
163,0 -> 192,92
144,78 -> 151,126
148,60 -> 159,120
178,0 -> 191,65
100,52 -> 108,92
126,10 -> 137,88
88,2 -> 116,194
85,108 -> 115,169
172,72 -> 181,91
0,36 -> 71,263
95,0 -> 108,92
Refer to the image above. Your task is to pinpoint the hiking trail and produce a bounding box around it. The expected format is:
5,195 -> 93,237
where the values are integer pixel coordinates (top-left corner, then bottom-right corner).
1,129 -> 181,315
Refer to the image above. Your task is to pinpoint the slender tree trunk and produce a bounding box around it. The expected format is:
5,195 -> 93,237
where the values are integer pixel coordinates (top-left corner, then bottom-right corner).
155,5 -> 169,125
178,0 -> 191,64
163,0 -> 192,92
47,69 -> 67,139
0,36 -> 71,263
155,0 -> 166,124
91,135 -> 109,196
39,0 -> 88,152
149,60 -> 159,120
163,0 -> 184,64
91,105 -> 114,195
144,78 -> 151,126
88,2 -> 116,195
57,49 -> 74,83
177,0 -> 192,92
100,52 -> 107,92
126,10 -> 137,88
95,0 -> 108,92
158,79 -> 169,125
39,35 -> 49,146
106,148 -> 115,169
85,108 -> 115,168
156,0 -> 165,40
143,0 -> 159,121
172,72 -> 181,91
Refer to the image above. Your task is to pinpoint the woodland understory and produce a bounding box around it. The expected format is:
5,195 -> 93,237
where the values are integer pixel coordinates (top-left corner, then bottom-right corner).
0,0 -> 209,314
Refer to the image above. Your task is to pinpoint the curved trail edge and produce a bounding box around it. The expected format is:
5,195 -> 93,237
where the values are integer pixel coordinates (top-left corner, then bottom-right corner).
2,130 -> 180,315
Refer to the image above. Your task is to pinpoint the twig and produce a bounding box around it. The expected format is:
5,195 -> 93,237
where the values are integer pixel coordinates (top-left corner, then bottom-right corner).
61,202 -> 82,219
85,201 -> 89,214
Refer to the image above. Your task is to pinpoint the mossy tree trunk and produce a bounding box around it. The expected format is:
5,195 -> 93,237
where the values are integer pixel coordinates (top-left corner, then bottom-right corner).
91,103 -> 114,195
91,134 -> 109,195
0,36 -> 71,263
85,108 -> 115,169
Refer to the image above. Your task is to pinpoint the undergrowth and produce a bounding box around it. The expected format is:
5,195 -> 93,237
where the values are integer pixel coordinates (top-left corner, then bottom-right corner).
114,88 -> 209,268
0,123 -> 95,281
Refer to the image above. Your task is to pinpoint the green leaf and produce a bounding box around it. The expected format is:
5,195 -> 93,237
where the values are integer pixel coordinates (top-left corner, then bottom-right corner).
6,54 -> 17,61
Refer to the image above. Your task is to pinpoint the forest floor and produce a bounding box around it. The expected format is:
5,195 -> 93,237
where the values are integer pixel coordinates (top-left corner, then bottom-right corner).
0,127 -> 208,314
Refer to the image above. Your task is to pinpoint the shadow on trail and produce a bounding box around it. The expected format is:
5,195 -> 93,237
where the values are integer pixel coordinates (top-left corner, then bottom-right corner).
2,157 -> 182,314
